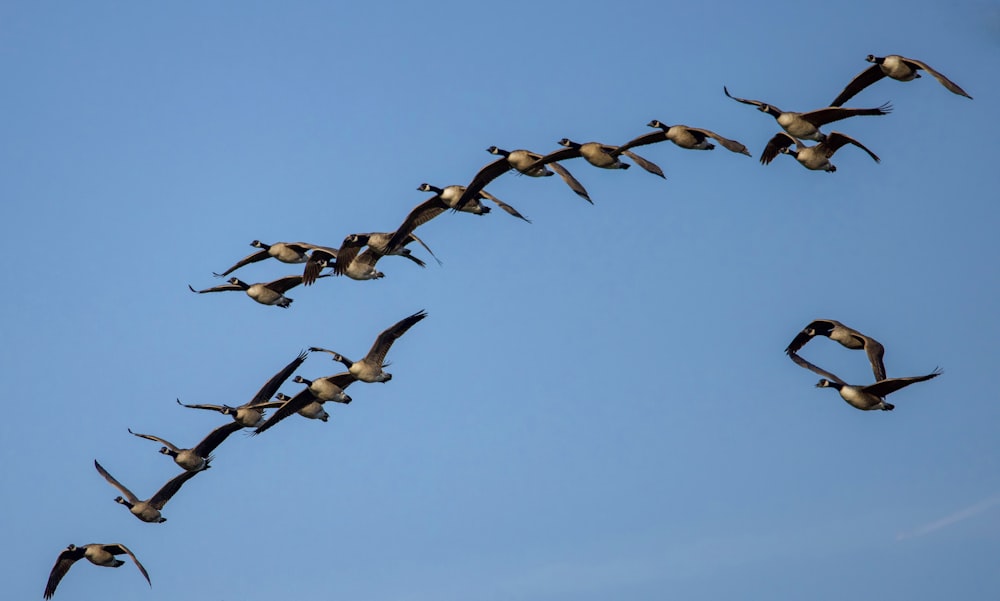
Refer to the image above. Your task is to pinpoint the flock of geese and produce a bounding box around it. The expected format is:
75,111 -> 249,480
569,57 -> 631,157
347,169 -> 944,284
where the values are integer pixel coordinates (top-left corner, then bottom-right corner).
44,53 -> 967,598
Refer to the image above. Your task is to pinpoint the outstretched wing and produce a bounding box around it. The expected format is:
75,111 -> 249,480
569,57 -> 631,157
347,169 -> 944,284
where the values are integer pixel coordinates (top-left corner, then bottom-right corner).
830,64 -> 885,107
548,162 -> 592,203
93,460 -> 138,502
104,544 -> 152,588
821,132 -> 881,163
760,132 -> 797,165
192,421 -> 244,456
478,190 -> 531,223
253,388 -> 318,436
363,310 -> 428,367
864,369 -> 942,398
44,546 -> 86,599
148,469 -> 200,509
787,351 -> 847,385
620,150 -> 665,178
244,350 -> 309,407
458,156 -> 513,207
686,127 -> 751,155
903,57 -> 972,99
801,103 -> 892,127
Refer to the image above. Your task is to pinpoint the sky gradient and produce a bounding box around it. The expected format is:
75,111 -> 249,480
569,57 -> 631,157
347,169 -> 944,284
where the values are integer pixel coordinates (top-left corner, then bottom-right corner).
3,2 -> 999,600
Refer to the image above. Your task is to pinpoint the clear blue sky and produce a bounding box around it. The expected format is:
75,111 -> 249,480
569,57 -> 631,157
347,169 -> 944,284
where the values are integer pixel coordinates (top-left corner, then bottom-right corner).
3,1 -> 999,599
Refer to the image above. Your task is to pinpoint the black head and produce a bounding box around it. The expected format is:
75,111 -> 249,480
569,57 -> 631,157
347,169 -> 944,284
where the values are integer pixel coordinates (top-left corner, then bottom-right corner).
865,54 -> 880,64
293,375 -> 308,384
158,447 -> 171,455
558,138 -> 578,148
250,240 -> 267,248
646,119 -> 667,130
487,146 -> 508,156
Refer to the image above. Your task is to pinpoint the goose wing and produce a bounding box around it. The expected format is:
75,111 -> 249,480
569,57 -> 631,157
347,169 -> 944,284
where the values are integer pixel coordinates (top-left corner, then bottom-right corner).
785,319 -> 839,354
103,544 -> 151,588
547,162 -> 592,203
685,127 -> 752,155
902,57 -> 972,99
363,310 -> 428,367
800,103 -> 892,127
863,369 -> 942,397
188,283 -> 242,294
192,421 -> 244,456
175,399 -> 229,413
477,190 -> 531,223
620,149 -> 665,178
830,64 -> 886,107
93,460 -> 139,502
820,132 -> 881,163
127,428 -> 180,453
787,352 -> 847,385
760,132 -> 797,165
519,146 -> 583,174
458,156 -> 514,207
303,248 -> 337,286
615,130 -> 668,153
264,275 -> 307,294
44,545 -> 87,599
148,469 -> 200,509
252,387 -> 318,436
385,196 -> 449,253
723,86 -> 767,108
213,248 -> 271,277
244,350 -> 309,407
332,234 -> 370,276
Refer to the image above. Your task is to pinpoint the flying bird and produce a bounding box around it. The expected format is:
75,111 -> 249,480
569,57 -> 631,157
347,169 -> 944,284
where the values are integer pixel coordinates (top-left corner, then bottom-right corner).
760,131 -> 880,172
790,353 -> 941,411
212,240 -> 334,277
723,86 -> 891,142
785,319 -> 887,381
188,275 -> 326,308
830,54 -> 972,107
309,310 -> 427,383
521,138 -> 665,178
252,372 -> 356,435
93,459 -> 200,523
127,421 -> 244,472
618,120 -> 751,156
457,146 -> 593,206
176,351 -> 308,427
44,543 -> 151,599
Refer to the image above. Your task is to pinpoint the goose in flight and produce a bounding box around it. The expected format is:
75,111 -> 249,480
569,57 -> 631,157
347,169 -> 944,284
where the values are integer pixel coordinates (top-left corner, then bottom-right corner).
44,543 -> 151,599
309,310 -> 427,383
457,146 -> 593,206
127,421 -> 243,471
760,131 -> 880,172
93,459 -> 200,523
785,318 -> 887,381
213,240 -> 333,277
790,353 -> 941,411
618,120 -> 751,156
520,138 -> 665,178
188,275 -> 325,308
252,372 -> 356,435
723,86 -> 891,142
830,54 -> 972,107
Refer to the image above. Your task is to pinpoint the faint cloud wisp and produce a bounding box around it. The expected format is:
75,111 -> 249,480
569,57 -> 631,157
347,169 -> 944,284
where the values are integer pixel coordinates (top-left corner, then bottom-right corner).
896,494 -> 1000,541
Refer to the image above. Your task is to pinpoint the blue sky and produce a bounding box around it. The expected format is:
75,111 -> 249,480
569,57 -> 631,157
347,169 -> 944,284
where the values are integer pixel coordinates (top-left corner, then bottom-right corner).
3,1 -> 999,599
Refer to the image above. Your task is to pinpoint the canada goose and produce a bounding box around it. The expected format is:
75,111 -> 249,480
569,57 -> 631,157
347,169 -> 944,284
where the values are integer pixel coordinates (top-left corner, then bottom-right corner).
127,421 -> 243,472
309,309 -> 427,383
760,131 -> 880,172
618,120 -> 751,155
792,354 -> 942,411
723,86 -> 892,142
188,275 -> 326,308
831,54 -> 972,107
457,146 -> 593,206
785,318 -> 887,381
384,184 -> 528,253
176,350 -> 308,427
213,240 -> 327,277
253,372 -> 355,435
93,459 -> 200,523
44,543 -> 151,599
521,138 -> 665,178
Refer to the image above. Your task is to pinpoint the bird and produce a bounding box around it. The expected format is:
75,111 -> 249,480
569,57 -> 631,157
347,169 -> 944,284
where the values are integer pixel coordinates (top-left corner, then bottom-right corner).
830,54 -> 972,107
301,231 -> 441,286
212,240 -> 330,277
252,372 -> 356,435
383,184 -> 527,254
723,86 -> 892,142
617,120 -> 751,156
785,319 -> 887,381
521,138 -> 665,178
759,131 -> 880,172
127,421 -> 244,472
457,146 -> 593,207
308,309 -> 427,383
188,275 -> 325,308
791,353 -> 942,411
44,543 -> 151,599
176,350 -> 308,427
93,459 -> 200,523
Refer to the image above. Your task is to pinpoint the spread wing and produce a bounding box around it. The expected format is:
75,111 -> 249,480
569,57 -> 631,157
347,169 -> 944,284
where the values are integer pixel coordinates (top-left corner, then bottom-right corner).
459,157 -> 513,207
760,132 -> 797,165
548,162 -> 592,203
303,248 -> 337,286
821,132 -> 880,163
104,544 -> 151,588
787,351 -> 847,385
93,460 -> 138,502
519,147 -> 582,174
478,190 -> 531,223
148,469 -> 200,509
252,387 -> 318,436
192,421 -> 244,456
175,399 -> 229,413
385,196 -> 449,253
243,350 -> 309,407
863,369 -> 942,397
213,248 -> 271,277
264,275 -> 307,294
332,235 -> 370,276
127,428 -> 179,452
620,150 -> 665,178
363,310 -> 428,367
44,546 -> 87,599
616,130 -> 668,153
188,283 -> 241,294
902,57 -> 972,99
801,103 -> 892,127
723,86 -> 766,108
830,64 -> 885,107
686,127 -> 752,155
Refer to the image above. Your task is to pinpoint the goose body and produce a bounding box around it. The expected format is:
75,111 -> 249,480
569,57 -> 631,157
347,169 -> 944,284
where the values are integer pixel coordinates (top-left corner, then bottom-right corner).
214,240 -> 321,277
44,543 -> 151,599
188,275 -> 320,308
618,120 -> 751,155
458,146 -> 593,205
831,54 -> 972,106
814,369 -> 942,411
